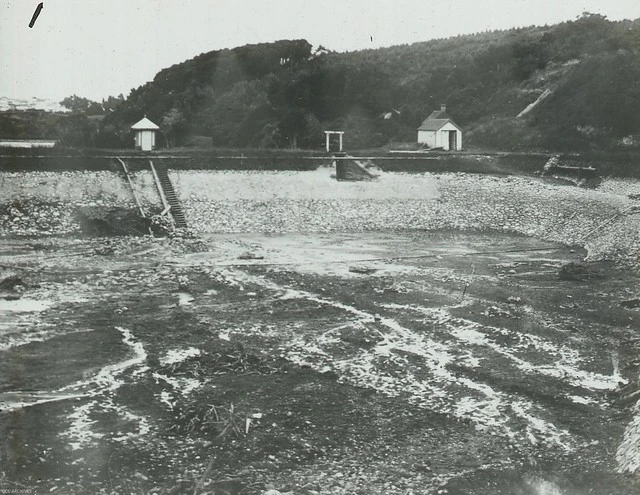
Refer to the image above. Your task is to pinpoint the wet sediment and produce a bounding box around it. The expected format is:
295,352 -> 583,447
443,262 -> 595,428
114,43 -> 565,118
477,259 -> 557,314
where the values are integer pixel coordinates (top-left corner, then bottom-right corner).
0,233 -> 639,493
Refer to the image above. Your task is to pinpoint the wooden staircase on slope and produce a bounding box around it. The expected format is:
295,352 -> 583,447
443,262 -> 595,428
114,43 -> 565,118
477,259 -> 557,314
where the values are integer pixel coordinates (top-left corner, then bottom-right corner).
153,162 -> 187,228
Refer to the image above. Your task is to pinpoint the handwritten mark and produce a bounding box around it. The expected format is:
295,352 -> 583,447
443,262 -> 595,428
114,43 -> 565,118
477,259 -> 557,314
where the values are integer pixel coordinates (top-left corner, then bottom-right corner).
29,2 -> 43,28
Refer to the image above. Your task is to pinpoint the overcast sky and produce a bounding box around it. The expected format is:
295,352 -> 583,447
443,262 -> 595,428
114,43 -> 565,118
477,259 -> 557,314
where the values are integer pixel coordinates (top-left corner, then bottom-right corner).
2,0 -> 640,101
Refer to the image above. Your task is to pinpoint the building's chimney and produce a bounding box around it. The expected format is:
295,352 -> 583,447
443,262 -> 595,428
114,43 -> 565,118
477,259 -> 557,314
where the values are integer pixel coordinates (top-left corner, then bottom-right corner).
441,104 -> 447,112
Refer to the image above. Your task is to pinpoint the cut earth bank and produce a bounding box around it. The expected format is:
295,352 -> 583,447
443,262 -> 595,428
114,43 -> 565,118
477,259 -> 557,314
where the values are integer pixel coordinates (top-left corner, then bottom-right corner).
1,166 -> 640,266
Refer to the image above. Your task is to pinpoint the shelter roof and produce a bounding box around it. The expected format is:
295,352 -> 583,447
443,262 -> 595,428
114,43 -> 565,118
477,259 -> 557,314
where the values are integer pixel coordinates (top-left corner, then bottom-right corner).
131,117 -> 159,130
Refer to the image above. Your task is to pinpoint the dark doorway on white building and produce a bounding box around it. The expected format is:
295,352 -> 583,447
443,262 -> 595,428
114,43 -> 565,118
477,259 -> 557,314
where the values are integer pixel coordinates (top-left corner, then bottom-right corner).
449,130 -> 457,151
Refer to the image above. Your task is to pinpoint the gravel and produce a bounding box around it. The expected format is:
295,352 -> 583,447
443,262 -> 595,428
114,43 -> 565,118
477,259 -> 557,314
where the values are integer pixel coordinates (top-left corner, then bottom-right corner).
175,171 -> 640,266
0,170 -> 156,236
2,169 -> 639,266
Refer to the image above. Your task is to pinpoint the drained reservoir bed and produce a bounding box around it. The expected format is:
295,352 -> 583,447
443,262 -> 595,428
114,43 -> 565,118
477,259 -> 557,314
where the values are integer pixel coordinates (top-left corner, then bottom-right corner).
0,232 -> 639,494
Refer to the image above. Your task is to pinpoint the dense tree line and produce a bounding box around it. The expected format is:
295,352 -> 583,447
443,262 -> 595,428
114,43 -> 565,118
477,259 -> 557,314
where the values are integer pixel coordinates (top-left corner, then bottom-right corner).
60,94 -> 125,115
3,14 -> 640,151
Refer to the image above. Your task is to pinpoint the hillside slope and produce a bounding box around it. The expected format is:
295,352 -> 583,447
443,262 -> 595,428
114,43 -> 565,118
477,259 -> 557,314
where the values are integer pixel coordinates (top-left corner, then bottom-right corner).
3,13 -> 639,152
98,13 -> 640,151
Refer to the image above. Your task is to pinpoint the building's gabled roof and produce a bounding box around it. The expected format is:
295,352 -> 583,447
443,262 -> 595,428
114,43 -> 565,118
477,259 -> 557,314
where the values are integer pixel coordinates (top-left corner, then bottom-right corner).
426,108 -> 449,120
417,106 -> 461,132
131,117 -> 159,130
417,116 -> 462,132
418,118 -> 451,131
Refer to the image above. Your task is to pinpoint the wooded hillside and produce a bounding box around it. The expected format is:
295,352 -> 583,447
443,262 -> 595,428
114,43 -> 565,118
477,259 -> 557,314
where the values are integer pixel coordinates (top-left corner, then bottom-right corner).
5,13 -> 640,151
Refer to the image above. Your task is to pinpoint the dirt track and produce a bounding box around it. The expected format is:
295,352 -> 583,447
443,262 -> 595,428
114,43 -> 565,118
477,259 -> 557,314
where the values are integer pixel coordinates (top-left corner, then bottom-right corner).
1,231 -> 639,494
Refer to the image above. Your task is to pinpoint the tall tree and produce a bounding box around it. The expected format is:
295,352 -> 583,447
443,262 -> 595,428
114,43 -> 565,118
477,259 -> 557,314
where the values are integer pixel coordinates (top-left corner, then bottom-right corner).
161,108 -> 187,148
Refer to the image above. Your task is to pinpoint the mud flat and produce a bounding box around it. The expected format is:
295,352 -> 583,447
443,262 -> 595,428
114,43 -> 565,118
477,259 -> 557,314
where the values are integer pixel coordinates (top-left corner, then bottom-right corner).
0,231 -> 639,494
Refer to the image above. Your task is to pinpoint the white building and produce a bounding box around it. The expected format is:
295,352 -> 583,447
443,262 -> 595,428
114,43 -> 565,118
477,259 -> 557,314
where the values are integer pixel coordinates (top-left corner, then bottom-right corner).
417,105 -> 462,151
131,116 -> 159,151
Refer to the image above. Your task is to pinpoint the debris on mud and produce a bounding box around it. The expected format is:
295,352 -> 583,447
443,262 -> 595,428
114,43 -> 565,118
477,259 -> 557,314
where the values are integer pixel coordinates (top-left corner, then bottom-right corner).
0,271 -> 24,291
348,266 -> 378,275
86,236 -> 161,257
0,269 -> 27,299
170,401 -> 253,439
263,489 -> 294,495
167,226 -> 199,240
208,341 -> 283,374
150,213 -> 175,236
374,282 -> 409,294
620,298 -> 640,310
483,305 -> 514,318
336,323 -> 384,348
75,206 -> 152,236
615,382 -> 640,407
1,232 -> 640,495
239,252 -> 265,260
161,340 -> 282,376
171,237 -> 211,253
93,244 -> 115,256
176,275 -> 190,290
558,261 -> 604,281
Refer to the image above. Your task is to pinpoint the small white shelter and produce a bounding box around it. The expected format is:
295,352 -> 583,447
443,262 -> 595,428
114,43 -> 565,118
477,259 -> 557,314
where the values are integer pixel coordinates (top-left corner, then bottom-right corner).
131,116 -> 159,151
417,105 -> 462,151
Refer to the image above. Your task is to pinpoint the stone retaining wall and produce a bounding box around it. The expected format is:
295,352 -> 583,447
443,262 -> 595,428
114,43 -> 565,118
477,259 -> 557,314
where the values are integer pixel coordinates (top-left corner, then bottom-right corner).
1,167 -> 639,265
0,170 -> 159,236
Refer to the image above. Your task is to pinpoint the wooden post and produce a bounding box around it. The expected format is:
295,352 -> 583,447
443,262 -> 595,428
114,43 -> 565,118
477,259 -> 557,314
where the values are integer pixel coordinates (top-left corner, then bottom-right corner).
117,158 -> 146,218
149,160 -> 171,215
324,130 -> 345,153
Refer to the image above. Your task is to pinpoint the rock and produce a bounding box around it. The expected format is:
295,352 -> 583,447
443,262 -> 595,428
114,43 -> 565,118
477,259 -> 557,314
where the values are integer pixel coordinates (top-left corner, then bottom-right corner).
558,262 -> 603,281
0,273 -> 24,292
94,245 -> 115,256
484,305 -> 513,318
177,275 -> 190,290
238,252 -> 264,260
349,266 -> 377,275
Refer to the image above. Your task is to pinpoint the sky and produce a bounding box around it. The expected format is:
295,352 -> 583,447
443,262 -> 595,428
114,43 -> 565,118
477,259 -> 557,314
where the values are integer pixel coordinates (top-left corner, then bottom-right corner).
2,0 -> 640,102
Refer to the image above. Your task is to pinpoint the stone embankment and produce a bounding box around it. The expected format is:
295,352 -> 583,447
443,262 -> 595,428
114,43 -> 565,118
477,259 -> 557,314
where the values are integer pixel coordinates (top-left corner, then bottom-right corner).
0,170 -> 158,236
1,167 -> 639,265
171,169 -> 640,265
